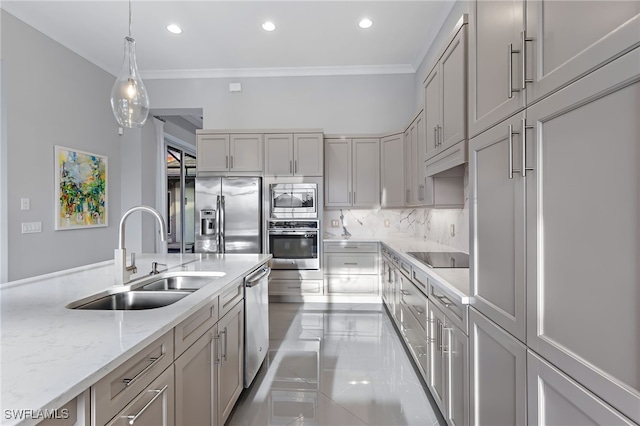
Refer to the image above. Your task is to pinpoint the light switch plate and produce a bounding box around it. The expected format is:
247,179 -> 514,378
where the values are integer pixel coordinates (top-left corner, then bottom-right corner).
331,220 -> 339,228
21,198 -> 30,210
22,222 -> 42,233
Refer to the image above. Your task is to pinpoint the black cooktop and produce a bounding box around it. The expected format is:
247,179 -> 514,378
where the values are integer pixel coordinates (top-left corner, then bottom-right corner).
407,252 -> 469,268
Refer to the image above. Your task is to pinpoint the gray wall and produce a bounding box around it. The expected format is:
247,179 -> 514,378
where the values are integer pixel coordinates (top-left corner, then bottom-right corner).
146,74 -> 416,134
1,11 -> 121,281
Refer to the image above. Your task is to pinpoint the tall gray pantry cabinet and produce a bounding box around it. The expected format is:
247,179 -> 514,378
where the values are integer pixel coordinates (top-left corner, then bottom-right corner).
469,1 -> 640,425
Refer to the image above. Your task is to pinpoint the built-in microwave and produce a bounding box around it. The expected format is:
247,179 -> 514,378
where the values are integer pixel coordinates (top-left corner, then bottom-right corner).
269,183 -> 317,218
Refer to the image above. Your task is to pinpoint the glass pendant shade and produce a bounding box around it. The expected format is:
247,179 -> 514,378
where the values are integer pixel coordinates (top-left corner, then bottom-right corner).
110,36 -> 149,128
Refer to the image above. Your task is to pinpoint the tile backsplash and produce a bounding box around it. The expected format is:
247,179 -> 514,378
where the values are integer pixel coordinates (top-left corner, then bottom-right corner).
323,166 -> 470,253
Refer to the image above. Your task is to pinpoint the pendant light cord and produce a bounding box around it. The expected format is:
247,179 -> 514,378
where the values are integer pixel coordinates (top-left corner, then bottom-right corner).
128,0 -> 132,38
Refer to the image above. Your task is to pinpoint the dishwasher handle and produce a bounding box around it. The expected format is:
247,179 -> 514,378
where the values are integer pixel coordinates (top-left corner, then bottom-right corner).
245,266 -> 270,287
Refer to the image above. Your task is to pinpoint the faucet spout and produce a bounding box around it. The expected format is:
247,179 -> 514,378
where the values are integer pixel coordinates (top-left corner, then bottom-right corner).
115,205 -> 167,286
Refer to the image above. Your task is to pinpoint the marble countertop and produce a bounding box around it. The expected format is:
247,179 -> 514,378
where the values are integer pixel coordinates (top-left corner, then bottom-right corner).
0,253 -> 271,426
324,235 -> 470,303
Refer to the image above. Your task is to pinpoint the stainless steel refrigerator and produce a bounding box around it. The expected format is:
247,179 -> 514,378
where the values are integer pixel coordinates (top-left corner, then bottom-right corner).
194,177 -> 262,253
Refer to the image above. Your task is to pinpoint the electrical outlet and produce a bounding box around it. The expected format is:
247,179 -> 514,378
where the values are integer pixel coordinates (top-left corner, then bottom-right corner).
384,219 -> 390,228
21,198 -> 30,211
331,220 -> 340,228
450,224 -> 456,237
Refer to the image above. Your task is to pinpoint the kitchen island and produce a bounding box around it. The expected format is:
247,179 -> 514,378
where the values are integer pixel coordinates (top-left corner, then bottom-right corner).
0,253 -> 271,426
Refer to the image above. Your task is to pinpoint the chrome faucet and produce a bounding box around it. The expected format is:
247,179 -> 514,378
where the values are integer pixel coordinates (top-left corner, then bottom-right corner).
114,206 -> 167,286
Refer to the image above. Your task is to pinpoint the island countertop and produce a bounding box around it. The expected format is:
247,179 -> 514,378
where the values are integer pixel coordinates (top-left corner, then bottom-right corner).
0,253 -> 271,426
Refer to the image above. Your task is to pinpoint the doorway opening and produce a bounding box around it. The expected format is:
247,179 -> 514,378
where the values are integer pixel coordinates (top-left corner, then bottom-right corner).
166,145 -> 196,253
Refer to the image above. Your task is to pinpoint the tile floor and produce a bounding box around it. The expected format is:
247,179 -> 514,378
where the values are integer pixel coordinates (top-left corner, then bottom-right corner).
228,302 -> 444,426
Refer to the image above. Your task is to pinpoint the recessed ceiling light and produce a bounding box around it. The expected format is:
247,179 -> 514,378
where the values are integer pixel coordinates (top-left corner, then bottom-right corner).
167,24 -> 182,34
262,21 -> 276,32
359,18 -> 373,29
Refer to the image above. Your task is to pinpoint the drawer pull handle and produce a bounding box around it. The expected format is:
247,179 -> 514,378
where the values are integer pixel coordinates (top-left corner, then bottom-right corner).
400,289 -> 410,296
343,262 -> 358,265
414,306 -> 425,314
124,385 -> 168,425
123,353 -> 165,387
436,295 -> 453,308
344,246 -> 359,249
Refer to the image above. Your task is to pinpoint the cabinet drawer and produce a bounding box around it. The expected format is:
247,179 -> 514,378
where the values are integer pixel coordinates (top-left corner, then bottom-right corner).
399,302 -> 429,379
324,241 -> 378,253
325,275 -> 378,295
324,253 -> 377,274
92,331 -> 174,426
429,283 -> 467,334
411,268 -> 429,294
106,366 -> 175,426
269,279 -> 323,295
219,279 -> 243,318
400,280 -> 428,334
174,297 -> 219,357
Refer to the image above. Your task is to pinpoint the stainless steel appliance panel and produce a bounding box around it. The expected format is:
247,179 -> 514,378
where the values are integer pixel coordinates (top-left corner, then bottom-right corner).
267,220 -> 319,270
195,177 -> 262,254
270,183 -> 318,218
244,265 -> 270,387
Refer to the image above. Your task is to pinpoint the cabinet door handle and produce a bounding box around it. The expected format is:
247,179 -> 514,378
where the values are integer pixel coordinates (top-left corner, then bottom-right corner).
122,353 -> 165,387
214,333 -> 221,365
415,306 -> 425,315
434,126 -> 438,148
508,43 -> 521,99
222,327 -> 228,361
439,125 -> 443,147
230,156 -> 234,169
521,118 -> 534,177
294,160 -> 298,174
124,385 -> 168,425
226,156 -> 229,169
521,31 -> 534,90
508,124 -> 518,179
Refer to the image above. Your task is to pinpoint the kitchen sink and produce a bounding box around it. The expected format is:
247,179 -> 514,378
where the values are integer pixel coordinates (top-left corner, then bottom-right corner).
70,290 -> 191,310
140,274 -> 224,291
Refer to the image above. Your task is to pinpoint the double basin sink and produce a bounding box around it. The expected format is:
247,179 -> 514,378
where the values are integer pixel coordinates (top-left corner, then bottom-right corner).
67,272 -> 226,311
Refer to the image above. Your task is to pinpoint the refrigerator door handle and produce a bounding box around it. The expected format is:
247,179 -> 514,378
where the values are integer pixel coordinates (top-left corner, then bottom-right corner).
219,195 -> 226,253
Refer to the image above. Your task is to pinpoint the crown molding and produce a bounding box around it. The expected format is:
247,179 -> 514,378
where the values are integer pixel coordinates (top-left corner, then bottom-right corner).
141,64 -> 416,80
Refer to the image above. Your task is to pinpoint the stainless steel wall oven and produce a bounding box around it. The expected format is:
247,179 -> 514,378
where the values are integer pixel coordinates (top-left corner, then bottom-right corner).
267,220 -> 319,270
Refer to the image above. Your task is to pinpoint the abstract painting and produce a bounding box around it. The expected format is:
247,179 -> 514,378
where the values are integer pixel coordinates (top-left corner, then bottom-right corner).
54,146 -> 107,230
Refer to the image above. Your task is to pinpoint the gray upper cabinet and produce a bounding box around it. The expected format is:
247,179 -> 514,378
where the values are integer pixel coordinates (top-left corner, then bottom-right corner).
526,48 -> 640,424
425,18 -> 468,161
197,132 -> 263,173
468,0 -> 526,138
380,133 -> 405,208
324,138 -> 379,208
524,1 -> 640,106
469,112 -> 526,343
264,133 -> 324,176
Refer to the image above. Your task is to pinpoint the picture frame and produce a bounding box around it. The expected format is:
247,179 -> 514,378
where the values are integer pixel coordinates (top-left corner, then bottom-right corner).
54,145 -> 108,230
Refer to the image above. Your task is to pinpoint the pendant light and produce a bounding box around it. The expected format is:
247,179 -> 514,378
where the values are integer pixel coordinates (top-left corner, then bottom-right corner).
110,0 -> 149,128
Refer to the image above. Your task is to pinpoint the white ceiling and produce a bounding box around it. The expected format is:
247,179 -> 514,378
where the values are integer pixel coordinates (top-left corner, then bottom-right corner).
1,0 -> 455,79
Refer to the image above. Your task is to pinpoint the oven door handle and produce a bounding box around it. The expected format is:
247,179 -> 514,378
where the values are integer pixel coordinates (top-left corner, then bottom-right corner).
268,231 -> 318,235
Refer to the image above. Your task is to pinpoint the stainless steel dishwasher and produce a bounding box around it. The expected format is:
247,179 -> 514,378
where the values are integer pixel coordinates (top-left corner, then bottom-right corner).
243,264 -> 270,387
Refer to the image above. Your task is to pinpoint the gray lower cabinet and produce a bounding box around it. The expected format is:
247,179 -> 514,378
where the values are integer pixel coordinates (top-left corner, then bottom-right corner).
430,302 -> 468,426
174,326 -> 218,426
469,307 -> 526,426
217,301 -> 244,426
527,351 -> 635,425
106,367 -> 175,426
175,300 -> 244,426
525,48 -> 640,423
323,242 -> 379,297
